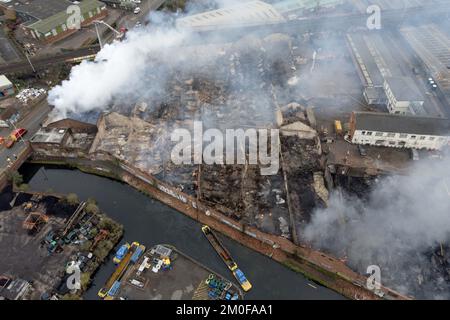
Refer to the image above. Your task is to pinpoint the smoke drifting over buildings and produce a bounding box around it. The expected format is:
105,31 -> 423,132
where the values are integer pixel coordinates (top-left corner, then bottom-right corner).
48,25 -> 189,118
48,1 -> 256,119
303,159 -> 450,298
45,0 -> 450,299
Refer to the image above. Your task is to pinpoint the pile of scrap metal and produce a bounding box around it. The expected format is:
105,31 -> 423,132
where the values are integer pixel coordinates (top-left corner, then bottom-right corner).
22,212 -> 49,233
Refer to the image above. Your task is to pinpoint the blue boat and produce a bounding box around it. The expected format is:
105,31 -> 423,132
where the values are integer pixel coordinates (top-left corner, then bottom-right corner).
113,243 -> 130,264
233,269 -> 252,292
107,281 -> 121,297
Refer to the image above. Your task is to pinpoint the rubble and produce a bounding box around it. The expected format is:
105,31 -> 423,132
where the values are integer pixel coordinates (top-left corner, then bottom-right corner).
280,121 -> 317,140
86,32 -> 330,241
313,172 -> 329,206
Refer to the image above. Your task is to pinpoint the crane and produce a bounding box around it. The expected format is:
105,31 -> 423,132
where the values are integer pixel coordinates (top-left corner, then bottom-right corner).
93,20 -> 127,49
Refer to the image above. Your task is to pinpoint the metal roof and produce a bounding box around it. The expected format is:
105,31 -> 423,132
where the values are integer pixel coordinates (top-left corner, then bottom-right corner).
176,1 -> 285,29
3,0 -> 71,21
27,0 -> 105,34
273,0 -> 342,13
0,74 -> 13,89
31,128 -> 68,144
384,76 -> 424,102
354,111 -> 450,136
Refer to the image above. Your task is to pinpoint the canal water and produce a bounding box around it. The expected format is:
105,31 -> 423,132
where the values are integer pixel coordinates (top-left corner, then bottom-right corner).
20,164 -> 344,300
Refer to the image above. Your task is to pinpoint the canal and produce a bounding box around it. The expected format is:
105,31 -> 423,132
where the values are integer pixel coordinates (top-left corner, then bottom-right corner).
20,164 -> 344,300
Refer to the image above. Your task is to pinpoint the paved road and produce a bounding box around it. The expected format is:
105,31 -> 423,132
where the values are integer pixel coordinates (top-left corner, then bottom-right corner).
0,29 -> 22,63
0,46 -> 100,75
123,0 -> 167,28
0,100 -> 52,170
0,0 -> 167,75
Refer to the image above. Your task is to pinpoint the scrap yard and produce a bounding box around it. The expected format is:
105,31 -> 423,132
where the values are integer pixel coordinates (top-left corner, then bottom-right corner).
0,188 -> 123,299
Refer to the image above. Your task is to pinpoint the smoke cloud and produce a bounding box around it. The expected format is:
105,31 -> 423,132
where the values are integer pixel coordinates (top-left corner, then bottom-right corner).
303,158 -> 450,298
48,25 -> 189,118
47,0 -> 257,119
46,0 -> 450,299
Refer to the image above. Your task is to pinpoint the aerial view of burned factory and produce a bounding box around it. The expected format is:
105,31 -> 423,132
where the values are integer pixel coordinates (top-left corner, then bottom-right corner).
0,0 -> 450,304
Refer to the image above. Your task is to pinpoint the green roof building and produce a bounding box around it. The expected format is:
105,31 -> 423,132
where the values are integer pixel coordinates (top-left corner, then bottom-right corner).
25,0 -> 107,43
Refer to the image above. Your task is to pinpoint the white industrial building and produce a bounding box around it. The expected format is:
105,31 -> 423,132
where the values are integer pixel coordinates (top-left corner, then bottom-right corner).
383,77 -> 425,115
273,0 -> 344,15
349,111 -> 450,150
176,1 -> 285,30
0,74 -> 14,99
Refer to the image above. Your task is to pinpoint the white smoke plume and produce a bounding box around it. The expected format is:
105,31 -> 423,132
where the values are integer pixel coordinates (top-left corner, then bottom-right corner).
46,0 -> 450,299
48,25 -> 188,118
303,158 -> 450,298
48,0 -> 248,119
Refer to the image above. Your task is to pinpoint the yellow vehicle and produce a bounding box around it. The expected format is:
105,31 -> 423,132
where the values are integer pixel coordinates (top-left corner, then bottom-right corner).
233,269 -> 252,292
98,288 -> 108,298
201,225 -> 251,291
334,120 -> 343,135
98,242 -> 139,298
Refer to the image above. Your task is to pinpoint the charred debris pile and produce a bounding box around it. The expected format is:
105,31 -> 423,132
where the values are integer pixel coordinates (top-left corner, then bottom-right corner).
89,32 -> 332,239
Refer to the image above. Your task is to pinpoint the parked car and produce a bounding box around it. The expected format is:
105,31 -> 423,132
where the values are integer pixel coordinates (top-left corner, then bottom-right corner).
134,7 -> 141,14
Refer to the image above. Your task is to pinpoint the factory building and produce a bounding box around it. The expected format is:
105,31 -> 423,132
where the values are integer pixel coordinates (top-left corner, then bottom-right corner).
349,111 -> 450,150
383,77 -> 425,115
401,25 -> 450,116
1,0 -> 107,44
176,1 -> 285,30
0,0 -> 69,25
347,34 -> 388,106
100,0 -> 137,11
0,75 -> 14,99
273,0 -> 344,15
347,33 -> 427,115
351,0 -> 424,12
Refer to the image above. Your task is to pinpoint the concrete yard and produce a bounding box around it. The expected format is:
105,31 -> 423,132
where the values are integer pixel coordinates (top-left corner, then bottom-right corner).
0,195 -> 78,299
114,246 -> 242,300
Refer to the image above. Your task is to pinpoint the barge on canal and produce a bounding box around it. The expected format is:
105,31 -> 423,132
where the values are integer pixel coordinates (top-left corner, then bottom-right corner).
201,225 -> 252,292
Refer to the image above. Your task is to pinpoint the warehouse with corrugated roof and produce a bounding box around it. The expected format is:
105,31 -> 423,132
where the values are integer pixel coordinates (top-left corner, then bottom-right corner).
176,1 -> 285,31
0,74 -> 14,99
0,0 -> 107,44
